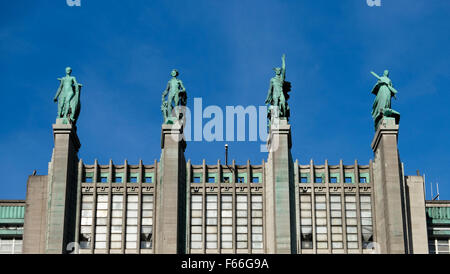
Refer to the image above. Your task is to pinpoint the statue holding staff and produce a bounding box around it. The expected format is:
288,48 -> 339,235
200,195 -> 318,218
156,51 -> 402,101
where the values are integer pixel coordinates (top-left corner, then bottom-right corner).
370,69 -> 400,129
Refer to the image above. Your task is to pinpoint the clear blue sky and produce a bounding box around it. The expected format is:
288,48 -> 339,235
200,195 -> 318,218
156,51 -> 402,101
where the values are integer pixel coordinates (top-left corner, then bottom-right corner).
0,0 -> 449,200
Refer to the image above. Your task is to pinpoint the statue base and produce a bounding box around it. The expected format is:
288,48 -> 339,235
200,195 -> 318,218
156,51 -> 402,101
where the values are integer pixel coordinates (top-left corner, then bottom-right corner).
374,109 -> 400,130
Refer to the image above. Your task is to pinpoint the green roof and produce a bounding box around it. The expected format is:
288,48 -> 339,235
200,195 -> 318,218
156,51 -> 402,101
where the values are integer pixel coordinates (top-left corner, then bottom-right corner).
426,206 -> 450,224
0,205 -> 25,224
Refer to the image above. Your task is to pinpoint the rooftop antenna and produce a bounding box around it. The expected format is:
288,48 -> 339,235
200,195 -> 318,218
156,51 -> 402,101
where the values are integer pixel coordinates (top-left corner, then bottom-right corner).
225,144 -> 228,165
435,183 -> 440,201
430,181 -> 433,200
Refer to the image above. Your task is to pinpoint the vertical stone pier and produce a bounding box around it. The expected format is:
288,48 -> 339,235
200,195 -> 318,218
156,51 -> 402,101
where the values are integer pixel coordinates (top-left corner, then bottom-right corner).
155,122 -> 187,254
265,118 -> 296,253
371,118 -> 407,253
46,119 -> 81,253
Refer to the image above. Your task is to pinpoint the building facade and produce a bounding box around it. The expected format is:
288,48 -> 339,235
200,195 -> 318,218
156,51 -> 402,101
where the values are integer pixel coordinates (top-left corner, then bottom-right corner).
3,113 -> 442,254
0,200 -> 24,254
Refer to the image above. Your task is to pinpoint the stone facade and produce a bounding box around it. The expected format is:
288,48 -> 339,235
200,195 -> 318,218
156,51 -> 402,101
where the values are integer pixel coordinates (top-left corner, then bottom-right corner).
5,116 -> 446,254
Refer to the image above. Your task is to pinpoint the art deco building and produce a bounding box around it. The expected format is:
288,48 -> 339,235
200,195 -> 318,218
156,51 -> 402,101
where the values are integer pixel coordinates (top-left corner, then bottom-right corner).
0,66 -> 449,254
0,114 -> 444,254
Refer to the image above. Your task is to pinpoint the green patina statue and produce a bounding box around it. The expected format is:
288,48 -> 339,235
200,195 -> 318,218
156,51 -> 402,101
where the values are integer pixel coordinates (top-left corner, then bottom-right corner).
161,69 -> 187,124
370,70 -> 400,129
53,67 -> 82,125
265,54 -> 291,122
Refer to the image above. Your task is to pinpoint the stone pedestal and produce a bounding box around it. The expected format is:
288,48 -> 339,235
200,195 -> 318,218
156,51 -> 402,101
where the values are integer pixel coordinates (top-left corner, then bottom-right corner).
155,122 -> 187,254
45,119 -> 80,253
265,119 -> 296,253
371,118 -> 407,254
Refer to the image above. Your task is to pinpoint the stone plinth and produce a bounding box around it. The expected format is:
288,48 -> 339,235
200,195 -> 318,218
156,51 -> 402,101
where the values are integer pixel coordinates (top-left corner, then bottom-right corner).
371,118 -> 407,254
46,119 -> 80,253
265,119 -> 296,253
155,122 -> 187,254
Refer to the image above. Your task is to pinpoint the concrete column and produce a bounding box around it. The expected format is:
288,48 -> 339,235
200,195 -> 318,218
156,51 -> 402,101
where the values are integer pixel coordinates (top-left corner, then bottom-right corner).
265,118 -> 295,253
23,175 -> 48,254
405,175 -> 429,254
46,119 -> 81,253
155,122 -> 187,254
371,118 -> 407,254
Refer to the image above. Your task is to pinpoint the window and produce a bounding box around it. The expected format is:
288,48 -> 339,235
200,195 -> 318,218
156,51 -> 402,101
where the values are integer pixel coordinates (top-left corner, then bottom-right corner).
429,239 -> 450,254
95,195 -> 108,249
438,239 -> 450,254
251,195 -> 263,250
330,177 -> 338,183
237,176 -> 245,183
221,195 -> 233,249
85,177 -> 93,183
100,176 -> 108,183
80,194 -> 93,249
359,177 -> 367,183
300,177 -> 308,183
223,176 -> 231,183
236,194 -> 248,249
190,194 -> 203,249
315,195 -> 328,249
125,195 -> 138,249
206,195 -> 218,249
360,195 -> 373,249
252,177 -> 260,183
330,195 -> 343,249
110,195 -> 123,249
0,238 -> 22,254
344,177 -> 352,183
141,194 -> 153,249
114,176 -> 123,183
345,195 -> 358,249
144,177 -> 152,183
129,177 -> 137,183
314,177 -> 323,183
193,177 -> 201,183
208,177 -> 216,183
299,195 -> 312,249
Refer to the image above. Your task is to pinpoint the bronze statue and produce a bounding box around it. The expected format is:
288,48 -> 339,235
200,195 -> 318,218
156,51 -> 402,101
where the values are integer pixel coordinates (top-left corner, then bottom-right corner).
54,67 -> 82,124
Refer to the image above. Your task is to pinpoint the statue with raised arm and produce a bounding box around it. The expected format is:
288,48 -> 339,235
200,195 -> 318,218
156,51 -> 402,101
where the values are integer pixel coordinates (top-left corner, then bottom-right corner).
53,67 -> 82,125
370,69 -> 400,129
161,69 -> 187,124
265,54 -> 291,122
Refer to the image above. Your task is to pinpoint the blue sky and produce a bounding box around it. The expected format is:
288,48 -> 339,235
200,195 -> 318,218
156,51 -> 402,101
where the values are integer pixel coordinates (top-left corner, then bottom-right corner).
0,0 -> 449,200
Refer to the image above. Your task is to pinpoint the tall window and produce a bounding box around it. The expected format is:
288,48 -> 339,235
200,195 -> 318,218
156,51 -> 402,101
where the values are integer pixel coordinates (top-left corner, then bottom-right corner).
315,195 -> 328,249
345,195 -> 358,249
0,238 -> 22,254
110,194 -> 123,249
299,195 -> 312,249
141,194 -> 153,249
125,195 -> 138,249
80,194 -> 93,249
251,194 -> 263,250
95,195 -> 108,249
330,195 -> 343,249
190,194 -> 203,250
221,195 -> 233,249
359,195 -> 373,249
206,194 -> 218,249
236,194 -> 248,249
